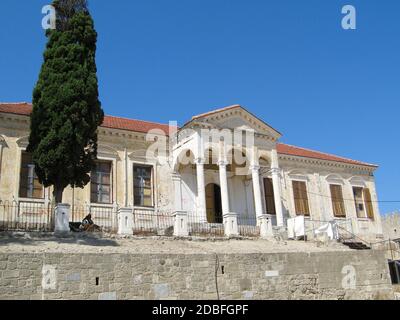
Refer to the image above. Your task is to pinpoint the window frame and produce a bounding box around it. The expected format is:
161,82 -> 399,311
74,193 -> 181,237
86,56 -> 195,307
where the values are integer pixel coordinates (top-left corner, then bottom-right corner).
90,160 -> 113,205
18,151 -> 45,200
133,164 -> 155,208
352,186 -> 374,220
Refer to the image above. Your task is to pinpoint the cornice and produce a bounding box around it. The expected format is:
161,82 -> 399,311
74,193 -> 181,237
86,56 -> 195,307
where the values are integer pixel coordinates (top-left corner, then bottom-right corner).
279,154 -> 375,174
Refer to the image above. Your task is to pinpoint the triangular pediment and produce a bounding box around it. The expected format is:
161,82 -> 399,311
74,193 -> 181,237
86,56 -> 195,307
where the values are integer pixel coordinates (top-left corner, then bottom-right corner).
184,105 -> 282,139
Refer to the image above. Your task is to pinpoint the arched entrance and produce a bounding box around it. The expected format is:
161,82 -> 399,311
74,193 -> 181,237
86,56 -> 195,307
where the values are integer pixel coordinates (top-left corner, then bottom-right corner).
206,183 -> 223,224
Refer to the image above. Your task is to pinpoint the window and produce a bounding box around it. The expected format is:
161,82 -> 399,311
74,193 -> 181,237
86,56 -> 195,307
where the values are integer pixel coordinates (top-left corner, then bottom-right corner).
292,181 -> 310,216
264,178 -> 276,215
91,161 -> 112,204
353,187 -> 374,220
330,185 -> 346,218
19,152 -> 44,199
134,165 -> 153,207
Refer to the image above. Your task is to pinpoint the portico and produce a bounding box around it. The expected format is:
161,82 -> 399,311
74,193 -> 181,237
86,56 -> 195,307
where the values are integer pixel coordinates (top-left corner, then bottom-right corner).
171,106 -> 285,234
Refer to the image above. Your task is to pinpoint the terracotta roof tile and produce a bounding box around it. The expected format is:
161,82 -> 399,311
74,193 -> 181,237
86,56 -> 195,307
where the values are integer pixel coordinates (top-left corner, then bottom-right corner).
0,103 -> 173,135
276,143 -> 377,168
0,102 -> 32,116
0,103 -> 377,168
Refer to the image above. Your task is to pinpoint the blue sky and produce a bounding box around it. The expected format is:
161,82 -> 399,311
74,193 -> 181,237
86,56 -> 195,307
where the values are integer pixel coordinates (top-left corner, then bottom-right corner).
0,0 -> 399,213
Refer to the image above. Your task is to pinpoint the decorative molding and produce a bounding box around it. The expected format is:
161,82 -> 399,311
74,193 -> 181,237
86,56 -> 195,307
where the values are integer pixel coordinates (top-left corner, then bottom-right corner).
279,154 -> 375,174
326,174 -> 345,185
349,176 -> 367,187
16,136 -> 29,148
97,144 -> 120,159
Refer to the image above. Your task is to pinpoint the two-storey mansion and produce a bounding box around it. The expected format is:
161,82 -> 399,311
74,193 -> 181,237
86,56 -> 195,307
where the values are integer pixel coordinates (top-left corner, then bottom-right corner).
0,103 -> 383,240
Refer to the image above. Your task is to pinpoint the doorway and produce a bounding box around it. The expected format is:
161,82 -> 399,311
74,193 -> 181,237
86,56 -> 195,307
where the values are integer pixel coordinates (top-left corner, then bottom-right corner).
206,183 -> 223,223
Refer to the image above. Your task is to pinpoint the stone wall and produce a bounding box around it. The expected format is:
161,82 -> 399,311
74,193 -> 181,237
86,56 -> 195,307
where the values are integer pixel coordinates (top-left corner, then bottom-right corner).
382,212 -> 400,240
0,250 -> 394,300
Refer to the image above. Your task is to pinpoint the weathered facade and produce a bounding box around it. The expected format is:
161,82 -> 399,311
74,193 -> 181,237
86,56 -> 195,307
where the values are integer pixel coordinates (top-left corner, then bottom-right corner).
0,103 -> 383,240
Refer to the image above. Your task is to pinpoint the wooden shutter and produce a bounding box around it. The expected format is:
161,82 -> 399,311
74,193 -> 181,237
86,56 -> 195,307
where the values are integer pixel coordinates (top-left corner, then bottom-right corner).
264,178 -> 276,215
293,181 -> 310,216
330,185 -> 346,218
363,188 -> 375,220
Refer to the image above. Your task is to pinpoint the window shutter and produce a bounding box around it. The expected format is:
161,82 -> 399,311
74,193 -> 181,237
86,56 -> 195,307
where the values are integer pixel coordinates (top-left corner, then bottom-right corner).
293,181 -> 310,216
264,178 -> 276,215
363,188 -> 375,220
330,185 -> 346,218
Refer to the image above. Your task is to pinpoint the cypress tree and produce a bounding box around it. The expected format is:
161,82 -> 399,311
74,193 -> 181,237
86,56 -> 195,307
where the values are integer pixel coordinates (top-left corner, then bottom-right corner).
27,0 -> 104,204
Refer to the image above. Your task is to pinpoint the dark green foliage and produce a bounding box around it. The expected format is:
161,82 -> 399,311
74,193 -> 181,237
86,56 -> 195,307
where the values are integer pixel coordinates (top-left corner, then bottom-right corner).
27,0 -> 104,203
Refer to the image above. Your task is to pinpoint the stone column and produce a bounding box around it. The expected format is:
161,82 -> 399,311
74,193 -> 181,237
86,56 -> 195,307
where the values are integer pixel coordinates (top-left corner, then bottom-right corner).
54,204 -> 71,233
271,149 -> 284,227
118,207 -> 133,235
123,148 -> 128,207
172,173 -> 183,211
172,173 -> 189,236
251,165 -> 264,219
218,160 -> 230,215
196,158 -> 207,223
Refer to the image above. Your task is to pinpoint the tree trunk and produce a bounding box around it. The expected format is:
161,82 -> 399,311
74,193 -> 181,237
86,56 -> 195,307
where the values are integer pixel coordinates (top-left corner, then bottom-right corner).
52,185 -> 64,205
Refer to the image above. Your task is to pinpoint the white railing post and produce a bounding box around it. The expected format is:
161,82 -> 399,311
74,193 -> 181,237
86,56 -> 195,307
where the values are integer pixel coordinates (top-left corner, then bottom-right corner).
223,212 -> 239,237
173,210 -> 189,237
117,207 -> 134,235
54,204 -> 71,233
258,214 -> 274,239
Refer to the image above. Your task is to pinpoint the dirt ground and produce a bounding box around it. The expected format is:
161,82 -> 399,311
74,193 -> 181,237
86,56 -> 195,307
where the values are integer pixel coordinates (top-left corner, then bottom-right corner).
0,232 -> 350,254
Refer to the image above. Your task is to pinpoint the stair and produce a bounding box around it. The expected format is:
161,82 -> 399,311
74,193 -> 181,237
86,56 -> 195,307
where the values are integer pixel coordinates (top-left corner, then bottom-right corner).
342,241 -> 371,250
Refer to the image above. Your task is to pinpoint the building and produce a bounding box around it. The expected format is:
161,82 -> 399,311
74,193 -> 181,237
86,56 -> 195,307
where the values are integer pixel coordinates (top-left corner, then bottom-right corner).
0,102 -> 383,240
382,212 -> 400,241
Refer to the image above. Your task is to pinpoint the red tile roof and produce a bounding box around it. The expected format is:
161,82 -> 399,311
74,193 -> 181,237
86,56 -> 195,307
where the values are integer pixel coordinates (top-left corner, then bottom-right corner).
0,102 -> 32,116
0,102 -> 377,168
277,143 -> 377,168
0,102 -> 172,135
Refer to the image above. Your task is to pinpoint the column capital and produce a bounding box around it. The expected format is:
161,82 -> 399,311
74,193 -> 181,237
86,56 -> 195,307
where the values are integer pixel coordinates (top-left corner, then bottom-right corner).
218,160 -> 229,167
250,165 -> 260,172
195,158 -> 205,166
270,167 -> 281,175
171,172 -> 181,181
